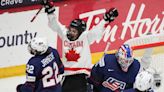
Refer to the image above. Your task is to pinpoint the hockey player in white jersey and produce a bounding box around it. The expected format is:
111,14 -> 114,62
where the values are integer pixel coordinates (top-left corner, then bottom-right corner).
41,0 -> 118,92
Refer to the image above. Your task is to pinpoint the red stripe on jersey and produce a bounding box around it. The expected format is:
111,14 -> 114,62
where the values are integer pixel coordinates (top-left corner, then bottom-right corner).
64,67 -> 91,71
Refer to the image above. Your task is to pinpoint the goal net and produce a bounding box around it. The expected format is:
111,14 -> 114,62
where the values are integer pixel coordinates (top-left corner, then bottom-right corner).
124,33 -> 164,91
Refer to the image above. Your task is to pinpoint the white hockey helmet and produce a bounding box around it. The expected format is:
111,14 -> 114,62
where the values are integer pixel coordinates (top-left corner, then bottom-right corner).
134,71 -> 154,91
28,37 -> 48,55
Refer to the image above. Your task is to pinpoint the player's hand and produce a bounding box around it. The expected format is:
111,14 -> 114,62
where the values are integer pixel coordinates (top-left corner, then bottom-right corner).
103,8 -> 119,22
41,0 -> 56,14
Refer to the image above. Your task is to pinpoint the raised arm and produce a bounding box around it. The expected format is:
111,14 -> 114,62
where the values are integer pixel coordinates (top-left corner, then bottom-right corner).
42,0 -> 67,39
87,8 -> 119,44
87,20 -> 106,44
48,14 -> 67,39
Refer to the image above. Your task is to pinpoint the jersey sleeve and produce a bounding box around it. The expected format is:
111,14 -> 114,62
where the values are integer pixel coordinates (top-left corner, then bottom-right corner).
48,14 -> 67,39
18,59 -> 40,92
88,63 -> 104,91
87,20 -> 106,44
26,59 -> 40,83
54,49 -> 64,74
88,56 -> 105,86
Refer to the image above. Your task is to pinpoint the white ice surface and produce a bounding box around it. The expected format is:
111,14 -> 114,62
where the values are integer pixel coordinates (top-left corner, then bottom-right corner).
0,76 -> 25,92
0,72 -> 163,92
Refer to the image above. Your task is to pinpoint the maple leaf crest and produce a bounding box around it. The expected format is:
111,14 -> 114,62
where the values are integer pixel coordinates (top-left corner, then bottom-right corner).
65,48 -> 80,62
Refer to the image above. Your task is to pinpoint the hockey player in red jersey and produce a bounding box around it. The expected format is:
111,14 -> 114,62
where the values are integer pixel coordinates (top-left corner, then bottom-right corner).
42,0 -> 118,92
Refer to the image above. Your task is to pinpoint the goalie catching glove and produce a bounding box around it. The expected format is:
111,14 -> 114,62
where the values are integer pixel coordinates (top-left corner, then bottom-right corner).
41,0 -> 56,14
104,8 -> 119,22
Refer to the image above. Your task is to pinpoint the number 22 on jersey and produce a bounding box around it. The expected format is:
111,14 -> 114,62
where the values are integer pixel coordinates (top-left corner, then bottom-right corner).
42,62 -> 60,88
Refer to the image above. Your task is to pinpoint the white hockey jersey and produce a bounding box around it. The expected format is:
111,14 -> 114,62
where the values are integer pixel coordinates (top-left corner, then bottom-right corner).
48,14 -> 106,76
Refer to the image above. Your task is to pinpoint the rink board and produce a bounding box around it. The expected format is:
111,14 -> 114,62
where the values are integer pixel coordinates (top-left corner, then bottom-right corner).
0,46 -> 163,78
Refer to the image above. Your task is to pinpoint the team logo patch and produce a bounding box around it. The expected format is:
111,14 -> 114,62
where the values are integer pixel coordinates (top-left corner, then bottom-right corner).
102,77 -> 126,91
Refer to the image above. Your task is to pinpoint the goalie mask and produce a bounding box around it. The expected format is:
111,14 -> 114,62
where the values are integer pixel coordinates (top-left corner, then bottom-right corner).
134,71 -> 154,91
28,37 -> 48,55
67,19 -> 86,41
116,44 -> 134,72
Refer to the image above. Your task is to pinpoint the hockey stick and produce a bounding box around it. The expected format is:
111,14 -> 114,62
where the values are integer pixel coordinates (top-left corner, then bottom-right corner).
30,0 -> 56,22
30,6 -> 43,22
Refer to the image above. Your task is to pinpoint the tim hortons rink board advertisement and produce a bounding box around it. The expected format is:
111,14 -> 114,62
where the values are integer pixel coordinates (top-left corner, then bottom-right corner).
0,1 -> 163,91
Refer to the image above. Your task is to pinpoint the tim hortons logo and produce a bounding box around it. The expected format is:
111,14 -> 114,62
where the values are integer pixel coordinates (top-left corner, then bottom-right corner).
79,3 -> 164,43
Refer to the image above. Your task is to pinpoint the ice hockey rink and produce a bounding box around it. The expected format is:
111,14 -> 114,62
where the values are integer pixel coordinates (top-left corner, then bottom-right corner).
0,0 -> 164,92
0,54 -> 164,92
